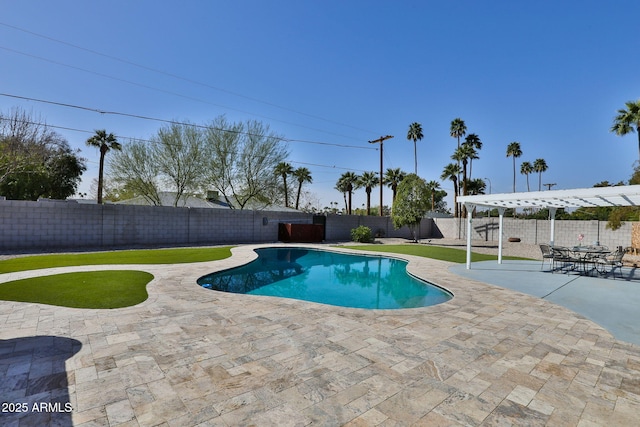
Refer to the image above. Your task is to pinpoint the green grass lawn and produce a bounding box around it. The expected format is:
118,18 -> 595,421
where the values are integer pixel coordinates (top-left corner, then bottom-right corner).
340,244 -> 530,263
0,270 -> 154,309
0,246 -> 234,273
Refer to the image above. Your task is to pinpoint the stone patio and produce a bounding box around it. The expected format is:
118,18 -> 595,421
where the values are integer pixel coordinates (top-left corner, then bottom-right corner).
1,244 -> 640,426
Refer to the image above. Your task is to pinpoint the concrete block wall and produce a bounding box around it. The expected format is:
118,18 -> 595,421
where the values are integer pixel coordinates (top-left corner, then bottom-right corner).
2,199 -> 633,252
432,217 -> 634,249
324,214 -> 430,241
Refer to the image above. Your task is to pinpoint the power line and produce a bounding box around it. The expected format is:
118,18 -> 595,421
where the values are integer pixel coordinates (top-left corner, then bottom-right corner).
1,117 -> 371,173
0,93 -> 376,150
0,45 -> 371,142
0,21 -> 379,136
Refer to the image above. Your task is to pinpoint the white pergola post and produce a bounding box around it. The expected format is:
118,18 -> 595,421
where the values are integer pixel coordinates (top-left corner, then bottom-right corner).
549,207 -> 557,246
498,207 -> 506,264
465,204 -> 475,269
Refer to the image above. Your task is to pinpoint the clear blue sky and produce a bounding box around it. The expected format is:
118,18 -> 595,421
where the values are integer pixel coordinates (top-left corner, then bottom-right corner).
1,0 -> 639,211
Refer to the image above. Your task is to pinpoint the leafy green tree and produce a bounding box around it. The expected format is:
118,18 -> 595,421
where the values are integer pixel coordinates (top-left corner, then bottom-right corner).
406,122 -> 423,175
611,99 -> 640,162
292,167 -> 312,210
153,122 -> 207,207
533,158 -> 548,191
275,162 -> 294,207
0,108 -> 85,200
441,163 -> 461,217
392,173 -> 430,242
86,129 -> 121,204
204,117 -> 288,209
107,138 -> 161,205
506,141 -> 522,192
336,172 -> 359,215
384,168 -> 406,203
520,161 -> 533,191
358,171 -> 379,215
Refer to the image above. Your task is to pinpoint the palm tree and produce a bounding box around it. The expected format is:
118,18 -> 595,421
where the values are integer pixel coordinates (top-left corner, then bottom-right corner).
520,161 -> 533,191
466,178 -> 486,195
292,167 -> 312,210
384,168 -> 406,202
611,99 -> 640,162
533,158 -> 548,191
336,172 -> 359,215
335,179 -> 349,213
425,180 -> 441,212
451,144 -> 476,197
450,118 -> 467,187
358,171 -> 379,215
462,133 -> 482,178
86,129 -> 121,204
441,163 -> 461,218
406,122 -> 423,175
450,118 -> 467,150
274,162 -> 294,207
506,142 -> 522,192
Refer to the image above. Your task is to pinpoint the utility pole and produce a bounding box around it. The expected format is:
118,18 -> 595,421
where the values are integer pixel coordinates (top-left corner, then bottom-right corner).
368,135 -> 394,216
543,183 -> 556,191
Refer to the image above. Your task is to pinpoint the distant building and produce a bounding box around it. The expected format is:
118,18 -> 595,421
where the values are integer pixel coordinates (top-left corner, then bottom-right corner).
116,191 -> 298,212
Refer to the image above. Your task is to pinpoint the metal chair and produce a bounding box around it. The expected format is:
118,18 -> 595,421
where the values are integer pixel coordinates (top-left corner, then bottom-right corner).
539,244 -> 554,271
595,249 -> 625,279
551,246 -> 579,273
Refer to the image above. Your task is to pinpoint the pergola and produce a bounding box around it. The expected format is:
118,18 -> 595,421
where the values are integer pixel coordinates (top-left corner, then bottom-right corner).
457,185 -> 640,269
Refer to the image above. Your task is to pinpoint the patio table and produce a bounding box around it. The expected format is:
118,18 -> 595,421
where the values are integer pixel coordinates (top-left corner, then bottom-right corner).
569,246 -> 611,275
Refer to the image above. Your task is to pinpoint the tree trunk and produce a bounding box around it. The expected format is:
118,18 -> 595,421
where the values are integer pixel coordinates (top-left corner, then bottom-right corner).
295,182 -> 302,210
97,149 -> 106,204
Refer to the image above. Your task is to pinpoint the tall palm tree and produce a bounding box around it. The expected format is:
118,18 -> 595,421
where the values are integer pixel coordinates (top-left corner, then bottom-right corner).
611,99 -> 640,163
274,162 -> 293,207
533,158 -> 548,191
450,118 -> 467,189
462,133 -> 482,178
520,161 -> 533,191
450,118 -> 467,150
292,167 -> 312,210
441,163 -> 461,218
336,172 -> 359,215
335,179 -> 349,213
451,144 -> 476,197
384,168 -> 406,202
406,122 -> 423,175
506,142 -> 522,192
425,180 -> 441,212
86,129 -> 121,204
358,171 -> 379,215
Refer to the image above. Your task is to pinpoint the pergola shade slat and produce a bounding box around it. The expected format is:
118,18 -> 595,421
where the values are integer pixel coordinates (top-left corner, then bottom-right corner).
457,185 -> 640,269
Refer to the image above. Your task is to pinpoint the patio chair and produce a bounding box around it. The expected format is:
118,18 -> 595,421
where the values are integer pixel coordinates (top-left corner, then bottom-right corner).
539,244 -> 554,271
595,249 -> 625,279
551,246 -> 579,273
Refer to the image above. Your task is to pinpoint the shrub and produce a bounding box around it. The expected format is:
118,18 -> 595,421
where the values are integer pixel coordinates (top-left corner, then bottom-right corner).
351,226 -> 373,243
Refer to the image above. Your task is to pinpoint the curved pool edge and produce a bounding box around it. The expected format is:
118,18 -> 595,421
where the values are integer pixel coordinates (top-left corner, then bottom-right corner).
196,243 -> 468,315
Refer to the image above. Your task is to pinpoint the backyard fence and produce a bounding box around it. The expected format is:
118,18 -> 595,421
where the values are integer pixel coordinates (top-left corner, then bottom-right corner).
0,199 -> 634,252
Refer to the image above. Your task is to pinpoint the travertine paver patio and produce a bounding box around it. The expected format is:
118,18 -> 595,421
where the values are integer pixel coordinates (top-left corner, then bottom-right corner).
1,244 -> 640,426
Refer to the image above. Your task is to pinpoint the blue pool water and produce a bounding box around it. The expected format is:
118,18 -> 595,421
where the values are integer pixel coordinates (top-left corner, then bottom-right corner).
197,247 -> 452,309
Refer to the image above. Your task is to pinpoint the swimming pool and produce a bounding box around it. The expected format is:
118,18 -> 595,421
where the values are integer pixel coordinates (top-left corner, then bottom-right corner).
197,247 -> 452,309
